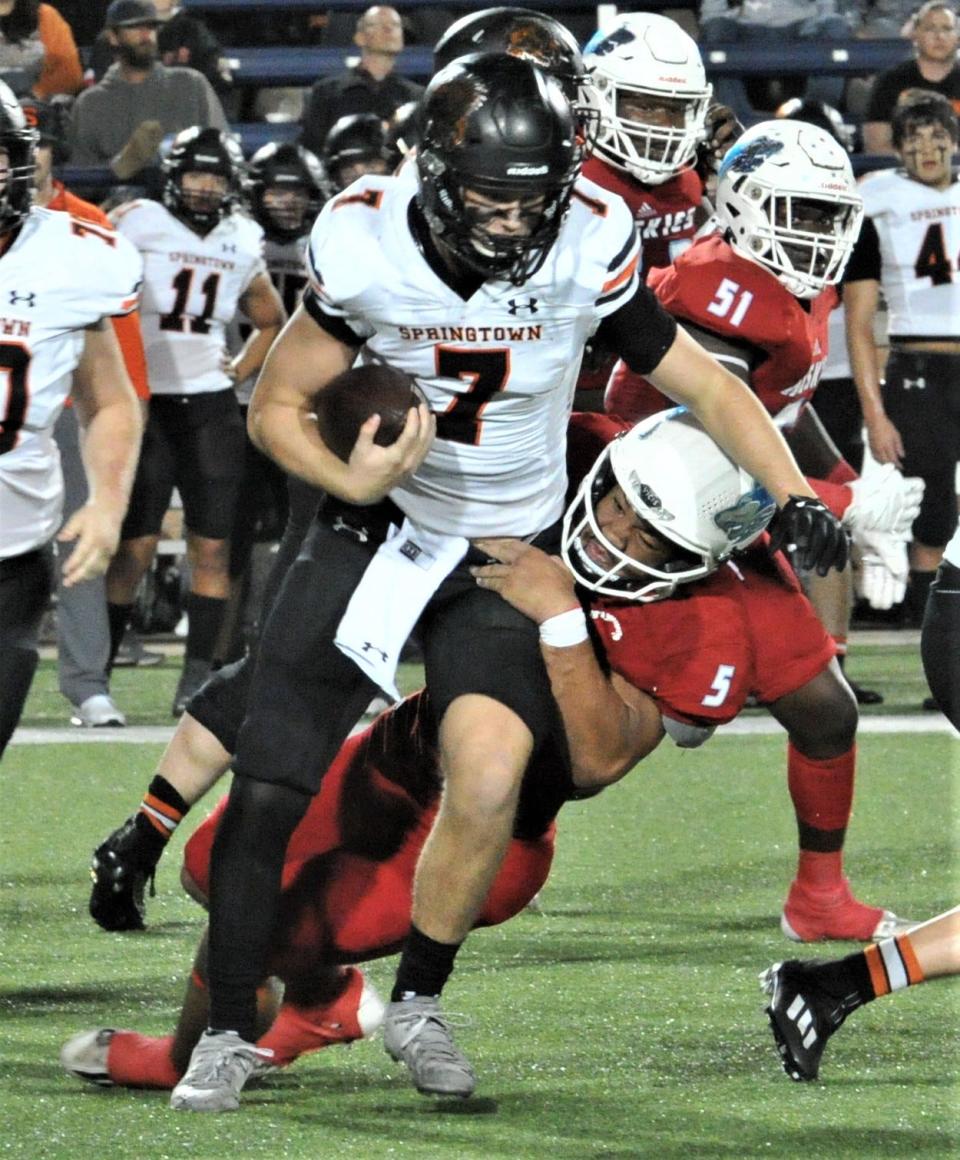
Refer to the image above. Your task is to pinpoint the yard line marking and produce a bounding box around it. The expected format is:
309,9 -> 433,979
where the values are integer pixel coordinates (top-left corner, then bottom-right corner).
9,714 -> 958,746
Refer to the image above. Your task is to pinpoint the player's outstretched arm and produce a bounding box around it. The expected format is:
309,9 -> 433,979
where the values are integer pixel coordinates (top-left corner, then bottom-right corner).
473,538 -> 664,788
61,320 -> 143,587
248,304 -> 434,504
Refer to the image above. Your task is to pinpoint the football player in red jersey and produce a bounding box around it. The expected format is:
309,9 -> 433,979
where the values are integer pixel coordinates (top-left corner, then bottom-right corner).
572,11 -> 738,399
604,117 -> 925,703
61,409 -> 907,1094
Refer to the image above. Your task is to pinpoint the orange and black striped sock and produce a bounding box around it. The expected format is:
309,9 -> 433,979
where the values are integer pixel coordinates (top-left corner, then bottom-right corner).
815,933 -> 925,1012
863,934 -> 926,999
135,775 -> 190,856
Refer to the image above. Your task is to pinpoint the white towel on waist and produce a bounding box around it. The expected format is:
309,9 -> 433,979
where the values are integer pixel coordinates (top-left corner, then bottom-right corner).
334,517 -> 468,700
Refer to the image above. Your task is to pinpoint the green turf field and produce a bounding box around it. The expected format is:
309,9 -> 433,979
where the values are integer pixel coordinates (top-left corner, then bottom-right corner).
2,653 -> 957,1159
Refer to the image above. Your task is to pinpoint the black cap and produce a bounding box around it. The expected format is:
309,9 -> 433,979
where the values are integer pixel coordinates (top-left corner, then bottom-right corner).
106,0 -> 161,28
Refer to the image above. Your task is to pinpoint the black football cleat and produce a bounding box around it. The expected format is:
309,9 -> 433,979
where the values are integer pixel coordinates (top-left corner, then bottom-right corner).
89,816 -> 157,932
760,960 -> 850,1081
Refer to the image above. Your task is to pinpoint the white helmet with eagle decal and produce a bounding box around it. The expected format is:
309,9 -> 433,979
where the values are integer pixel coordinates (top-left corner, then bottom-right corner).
562,407 -> 777,602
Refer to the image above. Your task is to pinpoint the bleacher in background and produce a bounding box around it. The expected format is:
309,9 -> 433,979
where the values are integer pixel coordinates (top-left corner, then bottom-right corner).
60,4 -> 914,189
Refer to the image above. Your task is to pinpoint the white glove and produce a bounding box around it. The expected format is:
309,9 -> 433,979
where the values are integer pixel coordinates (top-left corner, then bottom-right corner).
854,528 -> 910,610
843,463 -> 925,537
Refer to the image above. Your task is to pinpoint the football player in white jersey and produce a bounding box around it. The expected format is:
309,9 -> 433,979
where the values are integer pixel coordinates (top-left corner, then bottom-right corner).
844,90 -> 960,646
0,79 -> 143,758
102,126 -> 286,716
171,53 -> 848,1112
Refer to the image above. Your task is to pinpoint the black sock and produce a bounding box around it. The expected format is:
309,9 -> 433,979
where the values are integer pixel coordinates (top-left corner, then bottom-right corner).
185,593 -> 227,663
107,602 -> 134,669
130,775 -> 191,866
207,777 -> 311,1042
808,948 -> 875,1013
907,570 -> 936,626
391,924 -> 462,1002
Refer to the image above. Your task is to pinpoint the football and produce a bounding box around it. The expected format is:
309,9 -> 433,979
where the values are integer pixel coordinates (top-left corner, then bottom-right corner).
313,363 -> 424,462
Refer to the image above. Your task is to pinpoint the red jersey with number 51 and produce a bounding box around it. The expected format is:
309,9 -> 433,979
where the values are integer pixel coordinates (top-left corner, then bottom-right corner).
606,232 -> 837,426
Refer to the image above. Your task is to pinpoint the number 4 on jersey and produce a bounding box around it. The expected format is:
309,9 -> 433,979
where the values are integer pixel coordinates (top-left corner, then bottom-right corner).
914,223 -> 956,286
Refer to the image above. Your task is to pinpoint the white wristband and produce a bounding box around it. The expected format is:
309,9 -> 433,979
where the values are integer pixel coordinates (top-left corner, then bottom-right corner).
538,607 -> 589,648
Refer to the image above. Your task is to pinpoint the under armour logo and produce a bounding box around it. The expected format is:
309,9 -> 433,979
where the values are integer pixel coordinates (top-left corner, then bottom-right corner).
903,377 -> 926,390
362,641 -> 388,663
221,243 -> 237,254
507,297 -> 538,316
9,290 -> 35,307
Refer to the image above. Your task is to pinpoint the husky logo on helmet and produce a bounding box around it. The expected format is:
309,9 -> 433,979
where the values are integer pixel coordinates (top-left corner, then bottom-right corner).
714,489 -> 777,542
720,134 -> 784,178
0,79 -> 37,234
162,126 -> 244,235
587,25 -> 635,55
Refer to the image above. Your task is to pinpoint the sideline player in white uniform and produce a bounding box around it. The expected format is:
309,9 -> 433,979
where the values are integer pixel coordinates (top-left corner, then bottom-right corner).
0,79 -> 143,758
103,126 -> 286,715
171,54 -> 848,1112
844,90 -> 960,639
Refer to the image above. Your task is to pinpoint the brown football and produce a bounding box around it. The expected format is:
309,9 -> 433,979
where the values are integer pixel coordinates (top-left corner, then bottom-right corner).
313,363 -> 424,462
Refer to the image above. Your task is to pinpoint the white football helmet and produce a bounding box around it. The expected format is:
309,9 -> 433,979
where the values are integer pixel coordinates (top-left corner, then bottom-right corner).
715,119 -> 863,299
583,13 -> 712,184
562,408 -> 777,602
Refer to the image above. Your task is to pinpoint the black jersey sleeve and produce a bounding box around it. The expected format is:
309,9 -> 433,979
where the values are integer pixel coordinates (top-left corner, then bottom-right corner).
595,280 -> 679,376
302,285 -> 366,348
842,216 -> 882,284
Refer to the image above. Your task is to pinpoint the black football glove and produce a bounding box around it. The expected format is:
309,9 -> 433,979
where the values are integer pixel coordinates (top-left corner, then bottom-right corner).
695,103 -> 744,179
769,495 -> 848,577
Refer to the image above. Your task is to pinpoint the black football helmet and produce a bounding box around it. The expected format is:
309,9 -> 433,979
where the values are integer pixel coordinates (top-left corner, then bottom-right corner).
433,7 -> 597,145
322,113 -> 393,191
0,79 -> 37,234
416,53 -> 583,285
246,141 -> 329,242
162,126 -> 245,234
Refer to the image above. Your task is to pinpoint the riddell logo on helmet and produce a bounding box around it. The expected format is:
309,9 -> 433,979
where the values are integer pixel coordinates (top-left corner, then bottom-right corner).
506,164 -> 548,175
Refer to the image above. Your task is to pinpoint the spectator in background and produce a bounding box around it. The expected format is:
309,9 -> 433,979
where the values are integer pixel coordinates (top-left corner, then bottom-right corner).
69,0 -> 226,183
300,5 -> 422,159
854,0 -> 922,38
0,0 -> 81,98
88,0 -> 232,95
862,1 -> 960,153
22,95 -> 152,727
698,1 -> 854,124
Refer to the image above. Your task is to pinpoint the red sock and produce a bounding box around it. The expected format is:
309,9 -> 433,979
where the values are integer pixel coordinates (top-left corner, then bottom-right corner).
108,1032 -> 181,1088
788,743 -> 855,892
788,742 -> 855,834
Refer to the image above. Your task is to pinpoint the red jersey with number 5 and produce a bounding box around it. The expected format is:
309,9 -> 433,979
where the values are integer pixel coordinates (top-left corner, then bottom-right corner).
605,232 -> 837,426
